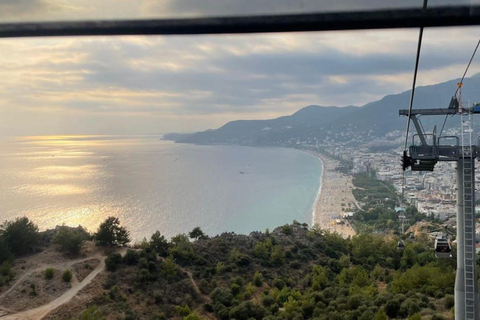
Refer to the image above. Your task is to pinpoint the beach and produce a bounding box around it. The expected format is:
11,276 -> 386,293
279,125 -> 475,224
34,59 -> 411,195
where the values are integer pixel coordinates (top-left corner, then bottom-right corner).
308,151 -> 357,238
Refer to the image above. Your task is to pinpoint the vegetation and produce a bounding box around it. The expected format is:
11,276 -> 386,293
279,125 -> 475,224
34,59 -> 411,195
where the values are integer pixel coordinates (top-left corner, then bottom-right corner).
54,226 -> 88,255
350,172 -> 436,234
0,217 -> 38,256
0,213 -> 457,319
69,222 -> 456,320
75,306 -> 106,320
94,217 -> 130,246
44,267 -> 55,280
189,227 -> 207,241
62,269 -> 73,282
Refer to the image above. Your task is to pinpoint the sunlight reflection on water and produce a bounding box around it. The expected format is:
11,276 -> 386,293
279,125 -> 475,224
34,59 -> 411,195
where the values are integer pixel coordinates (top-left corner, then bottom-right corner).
0,135 -> 321,241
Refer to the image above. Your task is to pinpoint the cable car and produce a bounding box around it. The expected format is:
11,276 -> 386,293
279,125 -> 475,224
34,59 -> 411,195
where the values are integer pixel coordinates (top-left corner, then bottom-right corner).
434,236 -> 452,258
397,240 -> 405,250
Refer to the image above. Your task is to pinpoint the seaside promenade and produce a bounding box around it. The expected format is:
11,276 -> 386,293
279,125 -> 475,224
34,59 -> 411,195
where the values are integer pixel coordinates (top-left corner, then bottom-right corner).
309,152 -> 356,238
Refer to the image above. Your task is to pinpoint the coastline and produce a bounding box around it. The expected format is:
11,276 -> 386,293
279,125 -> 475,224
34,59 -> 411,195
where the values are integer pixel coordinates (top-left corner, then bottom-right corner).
305,150 -> 356,238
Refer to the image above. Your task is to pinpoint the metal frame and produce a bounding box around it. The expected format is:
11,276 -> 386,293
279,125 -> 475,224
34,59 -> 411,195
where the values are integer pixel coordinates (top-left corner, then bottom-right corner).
0,5 -> 480,38
400,107 -> 479,320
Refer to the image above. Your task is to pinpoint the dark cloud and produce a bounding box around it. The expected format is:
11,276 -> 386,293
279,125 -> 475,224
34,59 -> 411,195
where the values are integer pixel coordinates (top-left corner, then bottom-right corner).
0,0 -> 57,21
61,36 -> 470,117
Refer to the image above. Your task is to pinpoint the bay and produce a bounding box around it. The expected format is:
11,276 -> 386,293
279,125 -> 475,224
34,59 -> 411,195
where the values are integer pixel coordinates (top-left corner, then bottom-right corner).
0,135 -> 322,240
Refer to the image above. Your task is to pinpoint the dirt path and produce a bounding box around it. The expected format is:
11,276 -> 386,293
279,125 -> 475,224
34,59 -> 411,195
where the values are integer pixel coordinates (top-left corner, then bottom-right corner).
0,254 -> 105,320
185,270 -> 211,303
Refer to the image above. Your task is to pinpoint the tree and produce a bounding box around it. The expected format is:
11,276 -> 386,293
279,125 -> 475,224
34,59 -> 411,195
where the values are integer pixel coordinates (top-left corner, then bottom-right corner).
106,253 -> 123,272
229,301 -> 267,320
1,217 -> 38,255
53,226 -> 87,255
0,236 -> 12,264
189,227 -> 207,241
94,217 -> 130,246
150,231 -> 169,256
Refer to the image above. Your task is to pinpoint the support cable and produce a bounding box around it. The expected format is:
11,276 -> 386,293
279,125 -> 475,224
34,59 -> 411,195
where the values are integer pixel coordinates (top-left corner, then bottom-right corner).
402,0 -> 428,200
439,38 -> 480,137
403,0 -> 428,152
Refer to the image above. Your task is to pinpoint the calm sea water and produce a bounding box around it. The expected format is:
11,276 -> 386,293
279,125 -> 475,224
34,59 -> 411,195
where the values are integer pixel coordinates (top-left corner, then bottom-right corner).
0,136 -> 321,241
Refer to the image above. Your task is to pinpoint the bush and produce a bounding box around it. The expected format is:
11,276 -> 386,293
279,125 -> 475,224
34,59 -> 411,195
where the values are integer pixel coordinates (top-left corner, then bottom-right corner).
44,268 -> 55,280
150,231 -> 169,257
76,306 -> 106,320
282,225 -> 293,235
229,301 -> 267,320
0,236 -> 12,264
262,295 -> 275,307
123,249 -> 139,265
175,305 -> 191,317
444,294 -> 454,309
62,269 -> 73,282
253,271 -> 263,287
1,217 -> 38,255
94,217 -> 130,246
105,253 -> 123,272
210,287 -> 233,307
54,226 -> 87,255
184,310 -> 204,320
385,299 -> 400,318
272,278 -> 286,289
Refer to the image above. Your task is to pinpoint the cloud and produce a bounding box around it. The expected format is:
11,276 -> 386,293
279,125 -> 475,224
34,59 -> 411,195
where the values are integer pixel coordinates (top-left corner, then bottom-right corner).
1,0 -> 479,23
145,0 -> 479,18
0,22 -> 480,135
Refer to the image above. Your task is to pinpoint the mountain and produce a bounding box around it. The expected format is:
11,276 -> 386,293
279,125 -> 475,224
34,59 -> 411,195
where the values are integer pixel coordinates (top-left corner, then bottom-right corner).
169,74 -> 480,146
176,105 -> 356,146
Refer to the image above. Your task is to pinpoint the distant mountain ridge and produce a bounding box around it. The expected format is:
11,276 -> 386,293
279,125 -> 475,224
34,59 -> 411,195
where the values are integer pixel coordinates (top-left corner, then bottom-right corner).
166,74 -> 480,146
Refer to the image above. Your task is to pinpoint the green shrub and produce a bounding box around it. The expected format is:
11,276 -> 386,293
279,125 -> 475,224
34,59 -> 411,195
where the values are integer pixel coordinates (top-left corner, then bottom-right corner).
282,225 -> 293,235
273,278 -> 286,289
184,310 -> 204,320
385,299 -> 400,318
262,295 -> 275,307
62,269 -> 73,282
44,268 -> 54,280
444,294 -> 455,309
53,226 -> 87,255
123,249 -> 139,265
253,271 -> 263,287
105,253 -> 123,272
1,217 -> 38,255
229,301 -> 268,320
150,231 -> 169,257
175,305 -> 191,317
210,287 -> 233,307
76,306 -> 106,320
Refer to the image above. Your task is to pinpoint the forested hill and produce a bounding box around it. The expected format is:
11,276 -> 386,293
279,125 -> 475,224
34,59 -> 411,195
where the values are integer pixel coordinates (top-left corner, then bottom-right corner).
167,73 -> 480,146
63,222 -> 455,319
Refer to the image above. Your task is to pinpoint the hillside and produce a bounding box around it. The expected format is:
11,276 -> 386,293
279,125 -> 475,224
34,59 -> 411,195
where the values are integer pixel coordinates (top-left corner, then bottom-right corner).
168,74 -> 480,146
45,223 -> 455,320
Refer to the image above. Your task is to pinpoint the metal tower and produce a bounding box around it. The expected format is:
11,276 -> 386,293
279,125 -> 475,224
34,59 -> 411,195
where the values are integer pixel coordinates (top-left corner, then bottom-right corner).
400,93 -> 479,320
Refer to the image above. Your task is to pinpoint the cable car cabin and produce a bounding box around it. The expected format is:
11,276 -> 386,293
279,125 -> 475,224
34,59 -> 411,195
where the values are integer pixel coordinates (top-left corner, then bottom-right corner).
397,240 -> 405,250
407,134 -> 438,171
434,237 -> 452,258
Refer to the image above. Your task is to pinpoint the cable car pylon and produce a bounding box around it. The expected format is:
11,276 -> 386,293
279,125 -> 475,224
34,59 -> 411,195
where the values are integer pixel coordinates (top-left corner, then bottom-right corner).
400,85 -> 479,319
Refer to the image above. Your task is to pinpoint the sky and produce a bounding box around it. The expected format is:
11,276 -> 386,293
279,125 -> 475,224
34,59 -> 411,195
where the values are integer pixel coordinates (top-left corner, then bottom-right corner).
0,0 -> 480,136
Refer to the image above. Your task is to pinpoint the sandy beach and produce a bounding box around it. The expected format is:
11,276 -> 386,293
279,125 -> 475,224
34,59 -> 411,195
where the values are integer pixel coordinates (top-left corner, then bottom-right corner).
307,151 -> 357,238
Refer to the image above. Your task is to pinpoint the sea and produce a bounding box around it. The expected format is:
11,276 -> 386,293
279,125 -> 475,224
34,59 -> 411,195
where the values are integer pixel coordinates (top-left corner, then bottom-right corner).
0,135 -> 322,241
